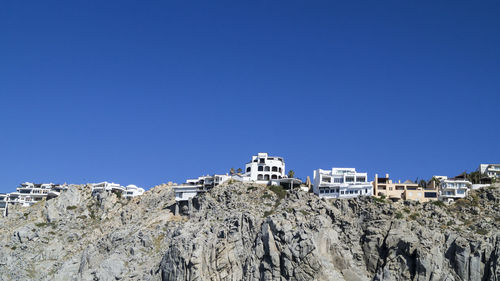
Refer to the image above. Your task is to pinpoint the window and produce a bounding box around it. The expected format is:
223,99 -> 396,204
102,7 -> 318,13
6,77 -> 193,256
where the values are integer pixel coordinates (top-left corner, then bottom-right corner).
257,174 -> 264,180
264,166 -> 270,172
346,177 -> 354,182
264,175 -> 270,180
271,175 -> 277,179
279,168 -> 282,173
457,189 -> 466,194
334,178 -> 343,183
356,177 -> 366,182
322,177 -> 331,183
258,166 -> 264,171
259,158 -> 265,164
341,191 -> 344,194
424,192 -> 437,198
396,186 -> 405,190
272,166 -> 278,172
246,167 -> 251,173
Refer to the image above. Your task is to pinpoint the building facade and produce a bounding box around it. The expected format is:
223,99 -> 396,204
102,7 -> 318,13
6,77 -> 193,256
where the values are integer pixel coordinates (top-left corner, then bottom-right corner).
439,178 -> 472,202
480,164 -> 500,179
313,168 -> 372,199
244,153 -> 286,183
373,174 -> 438,202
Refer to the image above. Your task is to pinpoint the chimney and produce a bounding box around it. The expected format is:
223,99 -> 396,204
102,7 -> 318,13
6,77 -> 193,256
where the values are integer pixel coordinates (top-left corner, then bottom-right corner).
385,173 -> 389,179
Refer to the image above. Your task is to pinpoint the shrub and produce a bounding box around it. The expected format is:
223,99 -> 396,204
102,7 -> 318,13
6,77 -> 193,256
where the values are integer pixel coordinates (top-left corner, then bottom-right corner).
395,212 -> 403,219
409,213 -> 419,220
380,194 -> 386,199
476,228 -> 488,235
268,185 -> 286,200
76,215 -> 87,220
373,197 -> 386,204
11,246 -> 16,250
247,186 -> 257,191
263,210 -> 274,218
447,220 -> 454,226
431,201 -> 446,208
35,222 -> 47,227
66,205 -> 77,210
261,193 -> 272,200
403,208 -> 411,214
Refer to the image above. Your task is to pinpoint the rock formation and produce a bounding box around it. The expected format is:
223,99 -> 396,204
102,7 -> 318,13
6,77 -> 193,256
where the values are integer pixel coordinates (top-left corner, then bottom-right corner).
0,182 -> 499,280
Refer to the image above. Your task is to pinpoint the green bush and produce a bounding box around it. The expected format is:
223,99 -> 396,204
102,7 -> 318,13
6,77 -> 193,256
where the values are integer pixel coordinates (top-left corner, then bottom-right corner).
247,186 -> 257,191
447,220 -> 454,226
409,213 -> 419,220
476,228 -> 488,235
403,208 -> 411,213
395,212 -> 403,219
66,205 -> 77,210
268,185 -> 286,200
431,201 -> 446,208
263,210 -> 274,218
261,193 -> 272,200
35,222 -> 47,227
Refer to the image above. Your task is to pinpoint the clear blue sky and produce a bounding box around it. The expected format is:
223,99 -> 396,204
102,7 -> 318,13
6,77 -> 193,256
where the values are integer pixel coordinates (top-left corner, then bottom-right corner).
1,1 -> 499,192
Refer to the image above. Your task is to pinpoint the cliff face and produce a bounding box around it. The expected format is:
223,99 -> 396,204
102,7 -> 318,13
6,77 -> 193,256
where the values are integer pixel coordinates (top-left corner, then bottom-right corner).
0,183 -> 499,281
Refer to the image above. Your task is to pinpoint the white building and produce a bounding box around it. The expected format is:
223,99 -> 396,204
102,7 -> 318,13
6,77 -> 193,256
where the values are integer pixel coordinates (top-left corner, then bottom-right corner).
174,174 -> 231,202
90,182 -> 124,195
439,178 -> 472,202
123,184 -> 145,198
313,168 -> 373,199
480,164 -> 500,179
91,182 -> 144,198
243,153 -> 286,184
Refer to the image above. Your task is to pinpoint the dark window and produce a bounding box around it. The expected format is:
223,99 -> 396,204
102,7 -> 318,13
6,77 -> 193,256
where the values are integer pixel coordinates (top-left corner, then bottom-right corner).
272,166 -> 278,172
258,166 -> 264,171
264,175 -> 270,180
264,166 -> 270,172
259,158 -> 265,164
257,174 -> 264,180
271,175 -> 278,179
246,167 -> 251,172
424,192 -> 437,198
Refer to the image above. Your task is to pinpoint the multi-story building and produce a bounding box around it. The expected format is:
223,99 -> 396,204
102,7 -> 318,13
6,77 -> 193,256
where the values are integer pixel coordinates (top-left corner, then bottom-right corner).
373,174 -> 438,202
123,185 -> 145,198
90,182 -> 124,195
243,153 -> 286,183
174,174 -> 231,202
439,178 -> 472,202
91,182 -> 144,198
480,164 -> 500,179
312,168 -> 372,199
0,182 -> 71,216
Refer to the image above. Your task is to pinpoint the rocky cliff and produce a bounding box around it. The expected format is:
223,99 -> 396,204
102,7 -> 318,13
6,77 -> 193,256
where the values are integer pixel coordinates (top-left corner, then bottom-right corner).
0,182 -> 499,281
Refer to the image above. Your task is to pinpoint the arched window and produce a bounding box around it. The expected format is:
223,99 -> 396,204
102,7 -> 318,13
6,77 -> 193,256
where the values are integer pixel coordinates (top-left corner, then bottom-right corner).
272,166 -> 278,172
264,175 -> 270,180
258,166 -> 264,171
264,166 -> 270,172
257,174 -> 264,180
279,168 -> 282,173
271,175 -> 278,179
246,167 -> 251,173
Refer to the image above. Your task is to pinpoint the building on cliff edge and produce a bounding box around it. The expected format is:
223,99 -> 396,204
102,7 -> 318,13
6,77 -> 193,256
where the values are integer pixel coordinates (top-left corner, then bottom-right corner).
312,168 -> 373,199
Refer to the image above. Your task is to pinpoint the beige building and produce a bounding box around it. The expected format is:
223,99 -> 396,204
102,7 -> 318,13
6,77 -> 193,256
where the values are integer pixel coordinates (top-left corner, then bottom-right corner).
373,174 -> 438,202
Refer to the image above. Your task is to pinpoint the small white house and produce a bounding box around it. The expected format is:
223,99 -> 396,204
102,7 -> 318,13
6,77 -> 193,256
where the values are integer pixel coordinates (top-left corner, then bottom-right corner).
480,164 -> 500,179
90,182 -> 124,194
123,184 -> 145,198
243,153 -> 286,184
313,168 -> 373,199
173,185 -> 202,202
439,178 -> 472,202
